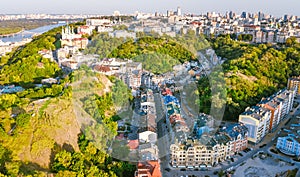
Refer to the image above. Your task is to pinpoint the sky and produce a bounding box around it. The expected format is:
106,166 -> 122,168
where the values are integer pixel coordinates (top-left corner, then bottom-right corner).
0,0 -> 299,18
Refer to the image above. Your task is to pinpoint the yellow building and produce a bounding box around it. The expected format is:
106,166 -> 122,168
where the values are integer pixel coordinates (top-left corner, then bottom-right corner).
239,106 -> 271,143
170,134 -> 233,168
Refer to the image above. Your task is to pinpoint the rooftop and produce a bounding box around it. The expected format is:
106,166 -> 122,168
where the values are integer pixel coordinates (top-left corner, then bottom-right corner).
241,106 -> 270,120
220,122 -> 248,140
278,116 -> 300,143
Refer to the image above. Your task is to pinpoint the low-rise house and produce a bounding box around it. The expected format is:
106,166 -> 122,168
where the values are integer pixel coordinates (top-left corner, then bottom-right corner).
56,45 -> 79,59
94,65 -> 113,75
77,25 -> 93,35
41,78 -> 58,85
135,160 -> 162,177
97,25 -> 114,33
38,49 -> 54,61
139,143 -> 159,161
276,117 -> 300,157
0,85 -> 24,94
61,38 -> 88,49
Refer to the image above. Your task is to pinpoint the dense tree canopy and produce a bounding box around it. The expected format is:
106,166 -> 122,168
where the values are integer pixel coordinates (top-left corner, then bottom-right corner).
0,27 -> 63,86
52,134 -> 135,177
198,35 -> 300,120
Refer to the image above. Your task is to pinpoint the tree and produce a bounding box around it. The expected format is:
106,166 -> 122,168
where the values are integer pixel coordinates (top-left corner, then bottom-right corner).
286,36 -> 297,47
52,150 -> 73,171
0,145 -> 11,174
237,35 -> 243,41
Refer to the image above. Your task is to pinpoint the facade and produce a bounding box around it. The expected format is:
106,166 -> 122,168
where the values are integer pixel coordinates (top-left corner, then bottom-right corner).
276,117 -> 300,157
277,135 -> 300,157
169,114 -> 248,168
77,25 -> 93,35
61,38 -> 88,49
221,123 -> 248,153
135,160 -> 162,177
240,88 -> 295,144
109,30 -> 136,39
170,134 -> 232,168
239,106 -> 271,143
170,122 -> 248,168
259,98 -> 282,131
288,76 -> 300,95
259,89 -> 295,131
125,62 -> 143,89
86,18 -> 111,26
61,25 -> 82,40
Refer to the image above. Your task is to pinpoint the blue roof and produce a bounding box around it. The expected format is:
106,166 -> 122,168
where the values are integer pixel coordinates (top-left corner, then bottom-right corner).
221,123 -> 248,140
163,95 -> 180,105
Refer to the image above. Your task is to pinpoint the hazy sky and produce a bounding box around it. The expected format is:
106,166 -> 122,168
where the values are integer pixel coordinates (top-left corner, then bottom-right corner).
0,0 -> 299,17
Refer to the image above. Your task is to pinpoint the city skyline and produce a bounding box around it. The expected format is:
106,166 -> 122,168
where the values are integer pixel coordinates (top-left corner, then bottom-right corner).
0,0 -> 299,17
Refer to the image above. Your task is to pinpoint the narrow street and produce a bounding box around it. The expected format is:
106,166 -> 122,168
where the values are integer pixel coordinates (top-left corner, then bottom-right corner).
154,93 -> 173,177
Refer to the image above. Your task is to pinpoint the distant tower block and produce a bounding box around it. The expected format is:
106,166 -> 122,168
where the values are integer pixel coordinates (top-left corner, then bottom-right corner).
114,10 -> 120,16
177,6 -> 181,16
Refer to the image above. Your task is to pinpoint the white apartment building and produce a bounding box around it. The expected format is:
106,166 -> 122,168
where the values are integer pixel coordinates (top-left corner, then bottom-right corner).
239,106 -> 271,143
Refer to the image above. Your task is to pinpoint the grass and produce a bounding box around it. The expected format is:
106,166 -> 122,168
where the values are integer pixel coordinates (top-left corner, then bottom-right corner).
38,99 -> 51,118
0,27 -> 22,35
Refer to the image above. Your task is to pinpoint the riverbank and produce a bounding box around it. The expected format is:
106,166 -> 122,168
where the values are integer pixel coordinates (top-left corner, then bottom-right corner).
0,27 -> 23,36
0,19 -> 69,35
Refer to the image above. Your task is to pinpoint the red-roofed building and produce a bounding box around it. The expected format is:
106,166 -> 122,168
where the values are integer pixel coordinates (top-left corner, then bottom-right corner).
135,160 -> 162,177
94,65 -> 112,75
61,38 -> 88,49
128,139 -> 139,150
77,25 -> 93,35
162,88 -> 173,96
116,133 -> 124,140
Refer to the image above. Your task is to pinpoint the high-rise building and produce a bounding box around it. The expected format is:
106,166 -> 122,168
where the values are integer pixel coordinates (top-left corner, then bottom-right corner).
241,11 -> 247,18
239,106 -> 271,143
177,6 -> 182,16
167,10 -> 174,17
258,11 -> 264,21
288,76 -> 300,95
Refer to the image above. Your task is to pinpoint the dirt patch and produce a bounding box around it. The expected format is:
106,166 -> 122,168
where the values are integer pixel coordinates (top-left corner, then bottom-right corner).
244,167 -> 271,177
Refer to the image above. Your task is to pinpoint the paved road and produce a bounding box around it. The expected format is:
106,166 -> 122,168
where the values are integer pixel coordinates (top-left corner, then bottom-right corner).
154,93 -> 172,177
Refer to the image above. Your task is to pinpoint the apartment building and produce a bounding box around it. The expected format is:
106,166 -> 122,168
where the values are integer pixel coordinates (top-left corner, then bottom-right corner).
170,117 -> 248,169
239,88 -> 295,144
220,123 -> 248,153
288,76 -> 300,95
170,133 -> 232,168
259,89 -> 295,131
239,106 -> 271,143
276,117 -> 300,157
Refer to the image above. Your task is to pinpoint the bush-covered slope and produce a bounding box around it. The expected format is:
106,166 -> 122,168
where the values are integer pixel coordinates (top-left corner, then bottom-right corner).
198,35 -> 300,120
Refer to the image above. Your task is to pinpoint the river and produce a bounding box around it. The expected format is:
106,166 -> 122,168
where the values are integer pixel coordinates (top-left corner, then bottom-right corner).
0,23 -> 66,43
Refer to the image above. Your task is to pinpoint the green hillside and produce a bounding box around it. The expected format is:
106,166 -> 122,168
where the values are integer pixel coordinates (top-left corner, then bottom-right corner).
0,25 -> 135,176
198,35 -> 300,120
